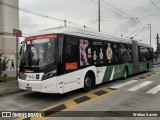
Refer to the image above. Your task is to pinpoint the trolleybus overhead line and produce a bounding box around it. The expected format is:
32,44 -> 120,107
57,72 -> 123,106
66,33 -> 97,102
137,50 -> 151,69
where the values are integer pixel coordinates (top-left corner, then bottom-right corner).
0,1 -> 89,30
91,0 -> 160,35
126,27 -> 146,38
101,0 -> 133,19
129,27 -> 150,39
90,0 -> 142,23
148,0 -> 160,11
89,0 -> 130,19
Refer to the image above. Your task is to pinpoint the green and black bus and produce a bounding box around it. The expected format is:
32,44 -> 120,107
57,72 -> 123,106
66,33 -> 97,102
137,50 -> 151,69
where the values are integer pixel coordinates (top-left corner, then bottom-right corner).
18,27 -> 154,94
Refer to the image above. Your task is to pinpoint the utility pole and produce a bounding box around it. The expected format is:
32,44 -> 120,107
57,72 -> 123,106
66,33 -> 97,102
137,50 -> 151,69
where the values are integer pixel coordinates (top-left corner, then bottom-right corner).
64,20 -> 66,27
157,34 -> 160,53
148,24 -> 151,45
98,0 -> 100,32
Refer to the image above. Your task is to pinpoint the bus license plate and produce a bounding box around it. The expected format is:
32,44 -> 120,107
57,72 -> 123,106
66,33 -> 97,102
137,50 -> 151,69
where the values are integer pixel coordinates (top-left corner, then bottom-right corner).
26,87 -> 32,91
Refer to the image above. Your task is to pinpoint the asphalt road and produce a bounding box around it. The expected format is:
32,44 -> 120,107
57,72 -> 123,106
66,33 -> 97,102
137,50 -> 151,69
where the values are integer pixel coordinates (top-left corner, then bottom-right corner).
0,64 -> 160,120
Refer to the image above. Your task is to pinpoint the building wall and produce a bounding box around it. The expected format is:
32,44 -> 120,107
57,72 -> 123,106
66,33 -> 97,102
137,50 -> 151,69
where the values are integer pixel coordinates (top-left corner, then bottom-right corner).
2,0 -> 19,53
0,0 -> 19,70
0,0 -> 3,51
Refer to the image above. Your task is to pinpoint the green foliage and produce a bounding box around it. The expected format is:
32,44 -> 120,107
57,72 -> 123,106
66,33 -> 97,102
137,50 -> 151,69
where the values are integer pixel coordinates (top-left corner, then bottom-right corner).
0,53 -> 10,76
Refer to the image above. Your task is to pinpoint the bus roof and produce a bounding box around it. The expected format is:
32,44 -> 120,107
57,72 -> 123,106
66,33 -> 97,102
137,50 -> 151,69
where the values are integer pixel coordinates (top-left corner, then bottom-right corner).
29,26 -> 153,48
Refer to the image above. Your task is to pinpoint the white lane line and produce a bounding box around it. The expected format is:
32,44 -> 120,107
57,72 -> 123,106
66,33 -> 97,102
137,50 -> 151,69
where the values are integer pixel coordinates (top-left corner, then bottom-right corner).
146,84 -> 160,94
128,81 -> 153,91
110,80 -> 138,89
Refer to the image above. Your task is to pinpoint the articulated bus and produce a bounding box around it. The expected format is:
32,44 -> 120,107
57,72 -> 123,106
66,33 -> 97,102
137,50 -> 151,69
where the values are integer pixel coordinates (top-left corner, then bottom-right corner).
18,27 -> 154,94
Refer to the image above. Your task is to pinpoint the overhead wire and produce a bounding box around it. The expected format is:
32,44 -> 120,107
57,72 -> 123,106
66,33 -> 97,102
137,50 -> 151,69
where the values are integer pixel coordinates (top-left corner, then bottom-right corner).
0,0 -> 124,36
0,0 -> 159,39
0,1 -> 87,29
89,0 -> 129,19
101,0 -> 133,18
131,27 -> 150,38
148,0 -> 160,11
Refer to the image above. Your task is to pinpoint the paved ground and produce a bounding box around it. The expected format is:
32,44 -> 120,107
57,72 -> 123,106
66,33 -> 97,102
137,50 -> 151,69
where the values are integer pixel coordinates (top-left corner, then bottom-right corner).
0,64 -> 160,120
0,80 -> 21,96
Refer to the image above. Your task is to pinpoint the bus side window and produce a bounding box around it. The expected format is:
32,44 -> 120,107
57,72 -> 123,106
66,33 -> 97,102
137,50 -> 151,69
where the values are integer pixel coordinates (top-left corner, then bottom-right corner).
103,42 -> 119,64
119,44 -> 132,63
64,36 -> 79,70
139,47 -> 154,61
112,43 -> 119,64
147,47 -> 154,60
92,41 -> 103,65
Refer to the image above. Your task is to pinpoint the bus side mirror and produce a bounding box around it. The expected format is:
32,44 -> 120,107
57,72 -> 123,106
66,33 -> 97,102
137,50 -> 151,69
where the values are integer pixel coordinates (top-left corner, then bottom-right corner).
20,41 -> 25,56
20,46 -> 22,56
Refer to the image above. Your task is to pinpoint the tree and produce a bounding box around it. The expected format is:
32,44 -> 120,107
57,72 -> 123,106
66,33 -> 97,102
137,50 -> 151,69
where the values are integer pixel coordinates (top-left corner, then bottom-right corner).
0,53 -> 10,77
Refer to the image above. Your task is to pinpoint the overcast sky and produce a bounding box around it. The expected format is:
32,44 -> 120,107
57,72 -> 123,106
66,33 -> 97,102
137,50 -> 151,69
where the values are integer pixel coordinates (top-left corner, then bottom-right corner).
19,0 -> 160,49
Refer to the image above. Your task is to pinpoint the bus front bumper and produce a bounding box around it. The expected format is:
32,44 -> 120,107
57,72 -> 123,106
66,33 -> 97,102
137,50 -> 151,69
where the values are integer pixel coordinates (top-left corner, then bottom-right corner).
18,78 -> 59,94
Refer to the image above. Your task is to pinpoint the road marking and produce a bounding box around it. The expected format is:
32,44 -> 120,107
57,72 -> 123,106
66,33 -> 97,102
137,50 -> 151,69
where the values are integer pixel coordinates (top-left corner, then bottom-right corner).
93,90 -> 108,96
17,87 -> 119,120
128,81 -> 153,91
110,80 -> 138,89
133,70 -> 160,80
146,84 -> 160,94
74,96 -> 91,104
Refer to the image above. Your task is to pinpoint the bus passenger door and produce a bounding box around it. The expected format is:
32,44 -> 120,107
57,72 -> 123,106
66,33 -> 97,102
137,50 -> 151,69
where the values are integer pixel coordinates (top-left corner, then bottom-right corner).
63,36 -> 81,93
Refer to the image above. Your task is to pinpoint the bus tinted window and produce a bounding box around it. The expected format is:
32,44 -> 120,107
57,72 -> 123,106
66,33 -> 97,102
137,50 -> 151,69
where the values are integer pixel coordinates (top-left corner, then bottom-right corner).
65,37 -> 79,63
119,44 -> 132,63
92,41 -> 103,65
148,48 -> 154,60
139,46 -> 153,61
103,42 -> 119,64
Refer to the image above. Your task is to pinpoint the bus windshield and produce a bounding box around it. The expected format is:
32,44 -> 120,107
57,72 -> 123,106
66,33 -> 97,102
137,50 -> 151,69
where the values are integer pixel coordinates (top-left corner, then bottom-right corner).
20,38 -> 56,68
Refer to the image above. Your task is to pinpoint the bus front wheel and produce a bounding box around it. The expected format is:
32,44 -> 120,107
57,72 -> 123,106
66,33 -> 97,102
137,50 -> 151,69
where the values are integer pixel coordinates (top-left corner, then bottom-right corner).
83,73 -> 93,92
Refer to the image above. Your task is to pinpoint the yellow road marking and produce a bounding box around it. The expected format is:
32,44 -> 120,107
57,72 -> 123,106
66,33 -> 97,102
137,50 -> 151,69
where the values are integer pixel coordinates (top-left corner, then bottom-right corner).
46,88 -> 119,118
132,70 -> 160,80
17,87 -> 119,120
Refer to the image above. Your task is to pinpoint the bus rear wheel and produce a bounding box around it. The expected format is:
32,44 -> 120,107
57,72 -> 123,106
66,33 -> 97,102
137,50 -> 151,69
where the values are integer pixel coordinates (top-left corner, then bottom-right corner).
123,68 -> 128,80
83,74 -> 93,92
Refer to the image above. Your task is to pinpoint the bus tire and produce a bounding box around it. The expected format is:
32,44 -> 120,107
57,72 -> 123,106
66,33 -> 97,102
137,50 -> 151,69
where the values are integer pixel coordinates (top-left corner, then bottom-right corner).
123,67 -> 128,80
83,73 -> 93,92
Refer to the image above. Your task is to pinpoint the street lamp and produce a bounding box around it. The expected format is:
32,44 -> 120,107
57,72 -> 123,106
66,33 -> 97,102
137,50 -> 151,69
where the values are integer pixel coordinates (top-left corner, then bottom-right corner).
147,24 -> 151,45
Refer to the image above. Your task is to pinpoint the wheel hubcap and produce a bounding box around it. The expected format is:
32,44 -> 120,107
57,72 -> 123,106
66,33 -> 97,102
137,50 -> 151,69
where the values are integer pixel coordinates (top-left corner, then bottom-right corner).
85,78 -> 91,87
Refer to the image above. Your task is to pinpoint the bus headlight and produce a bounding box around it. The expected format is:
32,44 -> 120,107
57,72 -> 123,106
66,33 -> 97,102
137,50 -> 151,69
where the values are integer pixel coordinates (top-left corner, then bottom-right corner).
42,70 -> 57,80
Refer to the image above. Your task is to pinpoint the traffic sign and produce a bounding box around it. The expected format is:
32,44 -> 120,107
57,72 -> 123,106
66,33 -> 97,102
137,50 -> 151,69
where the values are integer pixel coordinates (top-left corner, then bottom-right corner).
13,29 -> 22,37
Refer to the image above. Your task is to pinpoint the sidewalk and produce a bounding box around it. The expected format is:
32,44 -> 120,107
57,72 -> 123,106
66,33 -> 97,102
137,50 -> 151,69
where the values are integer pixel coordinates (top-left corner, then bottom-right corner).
3,70 -> 16,77
0,80 -> 22,96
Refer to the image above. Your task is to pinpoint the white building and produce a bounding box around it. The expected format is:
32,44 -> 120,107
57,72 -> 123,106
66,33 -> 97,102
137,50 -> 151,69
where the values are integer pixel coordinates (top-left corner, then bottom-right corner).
0,0 -> 19,70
